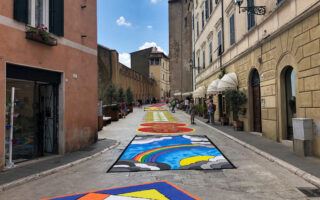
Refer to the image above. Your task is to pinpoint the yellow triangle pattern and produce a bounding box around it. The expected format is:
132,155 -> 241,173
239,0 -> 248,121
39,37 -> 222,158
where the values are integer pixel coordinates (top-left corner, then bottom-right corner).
119,189 -> 169,200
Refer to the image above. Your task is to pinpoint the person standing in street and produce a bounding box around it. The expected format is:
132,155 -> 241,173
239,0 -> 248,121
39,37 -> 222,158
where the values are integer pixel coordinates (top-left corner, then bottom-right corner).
185,98 -> 190,113
206,99 -> 213,124
171,98 -> 176,113
189,99 -> 196,124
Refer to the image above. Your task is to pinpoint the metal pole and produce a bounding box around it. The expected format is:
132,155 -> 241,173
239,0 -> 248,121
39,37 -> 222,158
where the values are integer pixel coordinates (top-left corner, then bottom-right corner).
8,87 -> 15,168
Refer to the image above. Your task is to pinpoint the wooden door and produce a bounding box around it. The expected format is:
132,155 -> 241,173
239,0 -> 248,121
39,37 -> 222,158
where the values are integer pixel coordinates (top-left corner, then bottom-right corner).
252,85 -> 262,132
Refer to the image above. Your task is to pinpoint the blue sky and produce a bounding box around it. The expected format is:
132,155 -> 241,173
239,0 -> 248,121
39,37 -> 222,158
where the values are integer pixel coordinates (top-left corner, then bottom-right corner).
97,0 -> 168,67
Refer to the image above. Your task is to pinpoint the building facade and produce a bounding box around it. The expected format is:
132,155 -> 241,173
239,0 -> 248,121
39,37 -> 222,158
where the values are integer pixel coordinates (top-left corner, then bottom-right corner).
169,0 -> 193,96
131,48 -> 153,78
98,46 -> 156,102
149,48 -> 171,101
193,0 -> 320,157
0,0 -> 98,169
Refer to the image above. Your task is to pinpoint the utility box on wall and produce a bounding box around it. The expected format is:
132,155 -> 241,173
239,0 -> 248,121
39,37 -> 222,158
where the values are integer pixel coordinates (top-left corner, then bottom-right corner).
293,118 -> 313,157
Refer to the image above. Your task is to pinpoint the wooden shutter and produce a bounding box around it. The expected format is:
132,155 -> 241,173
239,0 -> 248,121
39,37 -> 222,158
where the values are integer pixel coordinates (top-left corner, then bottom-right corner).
14,0 -> 29,23
49,0 -> 64,36
230,15 -> 235,45
247,0 -> 255,30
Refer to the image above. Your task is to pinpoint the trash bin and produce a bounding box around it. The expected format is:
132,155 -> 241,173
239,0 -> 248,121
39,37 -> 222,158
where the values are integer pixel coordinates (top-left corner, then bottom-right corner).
293,118 -> 313,157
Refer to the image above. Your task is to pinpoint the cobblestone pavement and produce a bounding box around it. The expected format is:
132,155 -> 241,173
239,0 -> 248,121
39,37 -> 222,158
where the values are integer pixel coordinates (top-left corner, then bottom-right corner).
0,107 -> 318,200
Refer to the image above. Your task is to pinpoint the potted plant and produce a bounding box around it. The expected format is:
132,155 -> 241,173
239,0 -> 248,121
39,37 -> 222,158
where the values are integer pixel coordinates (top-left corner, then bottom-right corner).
224,89 -> 247,131
104,84 -> 119,121
126,87 -> 134,113
25,25 -> 57,46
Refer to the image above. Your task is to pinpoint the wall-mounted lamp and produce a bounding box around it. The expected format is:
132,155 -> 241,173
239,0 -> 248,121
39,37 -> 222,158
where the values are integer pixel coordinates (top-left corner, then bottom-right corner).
234,0 -> 266,15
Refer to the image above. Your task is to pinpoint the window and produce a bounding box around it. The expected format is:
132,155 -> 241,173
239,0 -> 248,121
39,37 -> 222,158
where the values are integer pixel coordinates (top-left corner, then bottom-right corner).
209,42 -> 213,64
277,0 -> 284,4
197,21 -> 199,37
247,0 -> 255,30
229,14 -> 235,45
218,30 -> 222,55
197,56 -> 200,71
209,0 -> 213,14
14,0 -> 64,36
205,0 -> 209,20
150,58 -> 160,65
202,50 -> 206,69
184,17 -> 188,28
201,10 -> 205,29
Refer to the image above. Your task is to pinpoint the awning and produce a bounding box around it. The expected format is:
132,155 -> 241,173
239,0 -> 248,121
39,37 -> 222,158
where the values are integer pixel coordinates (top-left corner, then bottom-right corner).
217,72 -> 238,91
173,92 -> 182,96
182,92 -> 193,97
193,86 -> 206,98
207,79 -> 220,94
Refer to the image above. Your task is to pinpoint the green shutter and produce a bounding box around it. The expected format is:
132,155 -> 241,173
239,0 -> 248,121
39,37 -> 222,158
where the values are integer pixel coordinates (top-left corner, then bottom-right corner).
49,0 -> 64,36
14,0 -> 28,23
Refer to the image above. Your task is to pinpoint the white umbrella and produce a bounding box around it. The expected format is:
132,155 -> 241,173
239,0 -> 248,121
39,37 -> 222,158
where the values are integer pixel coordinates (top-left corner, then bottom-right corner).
193,86 -> 206,98
217,72 -> 238,91
207,79 -> 221,94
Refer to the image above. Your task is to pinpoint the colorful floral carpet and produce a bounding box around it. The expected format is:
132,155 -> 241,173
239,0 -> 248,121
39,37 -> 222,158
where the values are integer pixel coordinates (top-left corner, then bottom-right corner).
138,123 -> 194,134
144,111 -> 176,122
144,104 -> 168,111
43,181 -> 200,200
108,135 -> 235,172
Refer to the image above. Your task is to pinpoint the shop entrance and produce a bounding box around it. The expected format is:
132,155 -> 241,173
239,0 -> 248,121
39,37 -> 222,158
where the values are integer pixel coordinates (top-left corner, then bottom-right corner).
5,64 -> 61,164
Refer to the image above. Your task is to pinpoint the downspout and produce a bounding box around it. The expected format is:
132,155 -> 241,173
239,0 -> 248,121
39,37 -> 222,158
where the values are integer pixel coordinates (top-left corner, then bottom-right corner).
180,0 -> 183,100
219,0 -> 225,71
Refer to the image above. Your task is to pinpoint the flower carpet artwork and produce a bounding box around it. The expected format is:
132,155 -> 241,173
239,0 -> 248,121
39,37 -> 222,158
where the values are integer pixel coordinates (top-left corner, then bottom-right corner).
43,181 -> 200,200
144,104 -> 168,111
144,111 -> 176,122
138,122 -> 194,134
108,135 -> 235,172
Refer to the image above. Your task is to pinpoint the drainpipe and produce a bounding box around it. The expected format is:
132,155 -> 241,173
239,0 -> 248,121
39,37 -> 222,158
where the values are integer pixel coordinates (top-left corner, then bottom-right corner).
219,0 -> 225,71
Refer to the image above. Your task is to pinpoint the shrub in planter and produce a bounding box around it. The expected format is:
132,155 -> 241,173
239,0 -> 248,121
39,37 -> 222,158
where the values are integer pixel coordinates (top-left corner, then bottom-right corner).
126,88 -> 134,113
224,89 -> 247,131
103,104 -> 120,121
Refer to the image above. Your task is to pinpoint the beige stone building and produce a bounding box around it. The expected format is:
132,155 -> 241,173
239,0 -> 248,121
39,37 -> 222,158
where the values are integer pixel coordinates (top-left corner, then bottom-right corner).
193,0 -> 320,157
149,48 -> 170,101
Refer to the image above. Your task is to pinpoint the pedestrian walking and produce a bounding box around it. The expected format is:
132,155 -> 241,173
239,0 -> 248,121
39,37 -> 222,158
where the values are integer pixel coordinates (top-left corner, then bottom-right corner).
184,98 -> 190,113
171,99 -> 176,113
189,100 -> 196,124
206,99 -> 214,124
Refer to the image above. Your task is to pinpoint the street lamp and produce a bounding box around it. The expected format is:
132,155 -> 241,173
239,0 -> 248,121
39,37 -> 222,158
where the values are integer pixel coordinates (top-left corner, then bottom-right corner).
234,0 -> 266,15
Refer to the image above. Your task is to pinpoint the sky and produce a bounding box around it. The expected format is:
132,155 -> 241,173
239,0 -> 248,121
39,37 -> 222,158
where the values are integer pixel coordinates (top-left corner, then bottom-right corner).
97,0 -> 169,67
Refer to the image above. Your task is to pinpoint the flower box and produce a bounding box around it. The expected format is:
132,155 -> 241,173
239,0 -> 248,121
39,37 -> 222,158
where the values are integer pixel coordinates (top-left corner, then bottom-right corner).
25,25 -> 57,46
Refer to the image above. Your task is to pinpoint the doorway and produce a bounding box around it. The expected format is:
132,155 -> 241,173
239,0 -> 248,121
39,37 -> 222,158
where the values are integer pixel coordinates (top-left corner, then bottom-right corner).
250,69 -> 262,132
282,66 -> 296,140
5,64 -> 61,164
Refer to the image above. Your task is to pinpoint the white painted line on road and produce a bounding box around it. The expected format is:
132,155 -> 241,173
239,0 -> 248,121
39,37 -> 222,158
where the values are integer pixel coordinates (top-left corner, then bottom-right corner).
0,142 -> 120,192
181,111 -> 320,188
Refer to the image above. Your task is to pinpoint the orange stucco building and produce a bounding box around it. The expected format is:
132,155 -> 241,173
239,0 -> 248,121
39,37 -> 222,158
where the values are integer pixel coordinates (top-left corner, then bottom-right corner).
0,0 -> 98,169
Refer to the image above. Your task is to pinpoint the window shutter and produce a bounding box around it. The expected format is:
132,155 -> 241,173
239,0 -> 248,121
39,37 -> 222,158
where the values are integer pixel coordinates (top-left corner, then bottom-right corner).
230,15 -> 235,45
14,0 -> 29,23
49,0 -> 64,36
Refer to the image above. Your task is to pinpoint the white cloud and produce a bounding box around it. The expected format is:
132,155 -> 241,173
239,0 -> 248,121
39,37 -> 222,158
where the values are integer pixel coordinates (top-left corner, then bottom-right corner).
116,16 -> 131,27
139,42 -> 166,54
147,25 -> 153,29
119,53 -> 131,67
150,0 -> 162,4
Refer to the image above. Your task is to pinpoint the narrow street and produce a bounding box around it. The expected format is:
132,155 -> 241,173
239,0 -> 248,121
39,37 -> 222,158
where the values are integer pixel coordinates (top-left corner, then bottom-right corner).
0,106 -> 316,200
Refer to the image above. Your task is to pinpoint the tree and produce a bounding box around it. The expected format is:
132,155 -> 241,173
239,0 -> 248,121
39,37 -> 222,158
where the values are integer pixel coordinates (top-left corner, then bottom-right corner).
106,84 -> 117,104
126,87 -> 134,105
118,87 -> 125,102
224,89 -> 247,121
